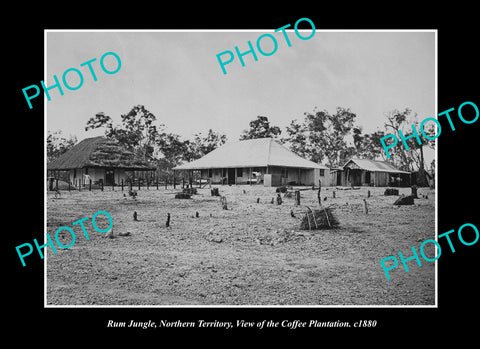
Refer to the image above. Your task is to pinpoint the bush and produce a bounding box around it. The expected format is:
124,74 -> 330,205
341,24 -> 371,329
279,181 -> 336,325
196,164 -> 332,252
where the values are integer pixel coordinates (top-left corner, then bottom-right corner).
393,195 -> 414,205
175,192 -> 191,199
384,188 -> 399,196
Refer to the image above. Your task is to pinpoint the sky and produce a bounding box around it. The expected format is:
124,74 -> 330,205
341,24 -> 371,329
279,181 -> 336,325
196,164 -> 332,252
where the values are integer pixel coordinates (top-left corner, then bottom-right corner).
45,30 -> 436,165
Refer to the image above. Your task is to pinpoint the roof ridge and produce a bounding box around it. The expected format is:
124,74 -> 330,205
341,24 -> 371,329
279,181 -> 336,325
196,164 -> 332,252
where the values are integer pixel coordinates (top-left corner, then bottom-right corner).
173,136 -> 326,170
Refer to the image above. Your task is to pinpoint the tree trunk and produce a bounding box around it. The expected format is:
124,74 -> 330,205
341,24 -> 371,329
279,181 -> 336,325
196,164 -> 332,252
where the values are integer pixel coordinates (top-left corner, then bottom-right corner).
418,144 -> 427,186
317,180 -> 322,205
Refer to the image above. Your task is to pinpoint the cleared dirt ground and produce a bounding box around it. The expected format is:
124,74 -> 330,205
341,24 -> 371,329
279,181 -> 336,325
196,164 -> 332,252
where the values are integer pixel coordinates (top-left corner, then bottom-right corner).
46,184 -> 436,306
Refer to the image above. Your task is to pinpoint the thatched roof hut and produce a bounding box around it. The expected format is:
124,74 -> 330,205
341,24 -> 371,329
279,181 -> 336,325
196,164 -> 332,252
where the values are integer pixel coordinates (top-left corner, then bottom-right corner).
47,136 -> 155,186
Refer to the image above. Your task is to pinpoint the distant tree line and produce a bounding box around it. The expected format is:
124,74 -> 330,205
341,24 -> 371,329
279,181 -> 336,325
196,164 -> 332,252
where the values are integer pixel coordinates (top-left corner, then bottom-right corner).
48,104 -> 435,185
239,108 -> 434,185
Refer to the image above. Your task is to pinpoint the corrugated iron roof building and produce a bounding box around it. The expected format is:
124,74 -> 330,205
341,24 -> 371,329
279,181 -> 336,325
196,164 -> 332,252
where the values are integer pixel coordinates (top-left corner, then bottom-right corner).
173,138 -> 330,187
334,158 -> 410,187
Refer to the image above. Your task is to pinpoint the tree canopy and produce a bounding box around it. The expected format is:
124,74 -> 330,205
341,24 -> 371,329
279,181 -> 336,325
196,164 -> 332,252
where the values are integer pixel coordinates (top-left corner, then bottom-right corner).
283,107 -> 357,167
381,108 -> 435,185
47,131 -> 77,163
239,116 -> 281,140
85,105 -> 161,161
84,105 -> 227,175
77,103 -> 434,184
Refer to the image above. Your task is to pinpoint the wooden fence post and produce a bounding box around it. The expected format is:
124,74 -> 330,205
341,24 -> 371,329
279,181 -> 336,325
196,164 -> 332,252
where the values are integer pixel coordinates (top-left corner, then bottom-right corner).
121,179 -> 124,191
156,177 -> 159,190
165,176 -> 167,190
89,179 -> 92,191
101,180 -> 103,192
363,199 -> 369,215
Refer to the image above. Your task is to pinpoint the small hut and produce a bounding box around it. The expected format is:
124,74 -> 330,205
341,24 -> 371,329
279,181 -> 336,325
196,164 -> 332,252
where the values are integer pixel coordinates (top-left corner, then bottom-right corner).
47,136 -> 156,187
333,158 -> 411,187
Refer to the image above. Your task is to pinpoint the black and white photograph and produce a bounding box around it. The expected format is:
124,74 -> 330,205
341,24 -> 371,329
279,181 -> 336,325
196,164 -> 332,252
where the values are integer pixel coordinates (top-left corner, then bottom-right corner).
7,8 -> 479,342
44,29 -> 436,306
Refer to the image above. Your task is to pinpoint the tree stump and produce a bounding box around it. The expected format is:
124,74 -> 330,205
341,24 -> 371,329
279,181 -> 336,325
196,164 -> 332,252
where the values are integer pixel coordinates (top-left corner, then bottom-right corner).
166,213 -> 170,227
294,190 -> 300,206
276,193 -> 283,205
411,185 -> 418,199
317,180 -> 322,205
221,196 -> 228,210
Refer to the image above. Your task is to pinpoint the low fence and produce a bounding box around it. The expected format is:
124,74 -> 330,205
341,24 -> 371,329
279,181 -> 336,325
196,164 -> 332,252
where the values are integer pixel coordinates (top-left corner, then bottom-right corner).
47,177 -> 212,192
